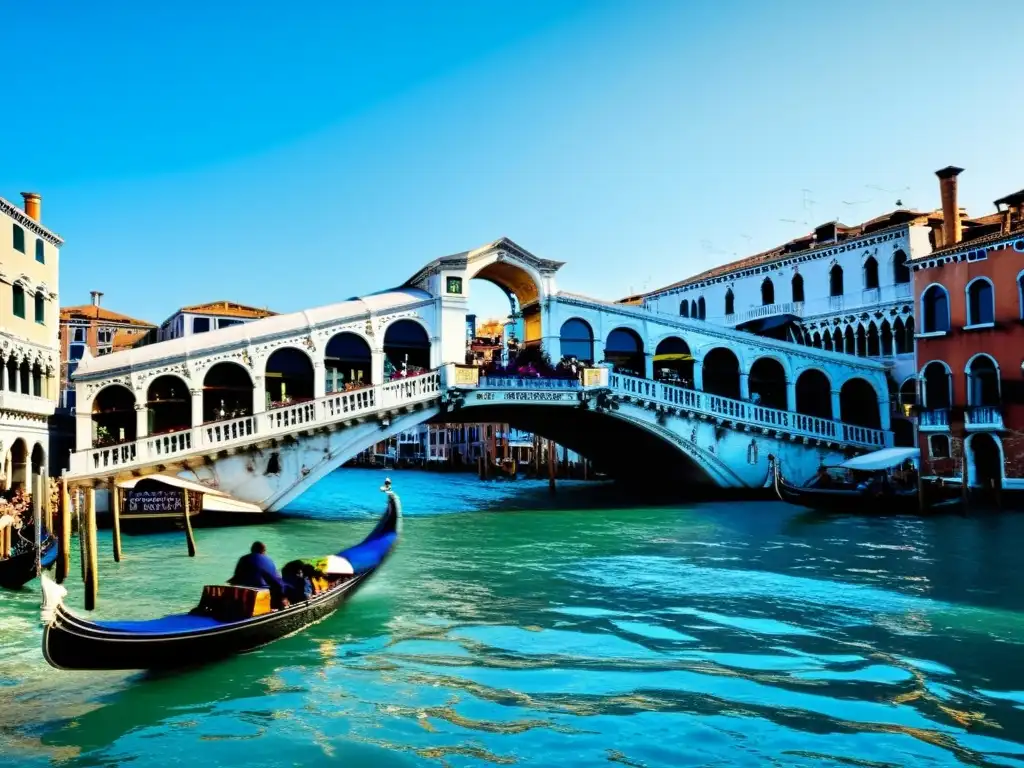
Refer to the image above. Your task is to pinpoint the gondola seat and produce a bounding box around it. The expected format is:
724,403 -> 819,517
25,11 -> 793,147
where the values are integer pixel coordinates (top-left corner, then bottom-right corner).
193,584 -> 272,621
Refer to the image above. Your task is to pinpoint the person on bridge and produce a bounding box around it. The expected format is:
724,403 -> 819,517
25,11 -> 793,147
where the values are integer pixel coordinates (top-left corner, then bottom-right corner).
229,541 -> 289,609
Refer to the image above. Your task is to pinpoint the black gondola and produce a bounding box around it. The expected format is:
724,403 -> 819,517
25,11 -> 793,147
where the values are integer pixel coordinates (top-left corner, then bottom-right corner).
0,525 -> 57,590
40,487 -> 401,671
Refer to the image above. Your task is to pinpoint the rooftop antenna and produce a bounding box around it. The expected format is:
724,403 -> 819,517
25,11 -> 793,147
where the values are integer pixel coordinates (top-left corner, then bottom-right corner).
867,184 -> 913,209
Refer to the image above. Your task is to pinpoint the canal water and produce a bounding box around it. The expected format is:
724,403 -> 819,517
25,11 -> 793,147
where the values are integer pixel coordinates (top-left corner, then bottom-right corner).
2,469 -> 1024,767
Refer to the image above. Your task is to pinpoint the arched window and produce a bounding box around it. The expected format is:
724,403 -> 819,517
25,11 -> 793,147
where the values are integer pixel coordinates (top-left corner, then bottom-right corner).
791,273 -> 804,303
34,293 -> 44,324
863,257 -> 879,290
929,434 -> 951,459
702,348 -> 740,399
880,319 -> 893,356
966,278 -> 994,326
697,296 -> 706,320
795,369 -> 832,419
966,354 -> 1000,406
725,289 -> 734,316
383,320 -> 431,377
12,284 -> 25,319
893,249 -> 910,284
326,332 -> 373,390
35,239 -> 44,264
749,357 -> 787,409
559,319 -> 594,363
680,300 -> 689,318
691,300 -> 698,318
761,278 -> 775,306
867,322 -> 880,357
829,264 -> 844,297
605,328 -> 644,376
921,361 -> 952,409
921,284 -> 950,333
839,378 -> 881,428
844,326 -> 855,355
904,316 -> 915,350
898,377 -> 917,410
653,336 -> 693,384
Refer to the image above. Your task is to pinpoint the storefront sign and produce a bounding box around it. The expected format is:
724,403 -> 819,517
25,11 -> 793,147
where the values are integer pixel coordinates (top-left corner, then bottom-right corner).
124,488 -> 203,515
502,391 -> 574,402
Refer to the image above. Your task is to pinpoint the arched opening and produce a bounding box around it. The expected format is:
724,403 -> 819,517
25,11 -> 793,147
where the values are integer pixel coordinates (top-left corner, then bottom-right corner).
967,354 -> 1000,406
679,300 -> 689,318
839,378 -> 880,428
792,273 -> 805,303
92,384 -> 137,446
31,443 -> 45,484
325,332 -> 372,392
812,331 -> 822,348
8,439 -> 27,491
761,278 -> 775,306
690,300 -> 698,318
19,360 -> 29,394
823,332 -> 833,351
795,369 -> 832,419
893,317 -> 907,354
830,264 -> 844,297
203,362 -> 253,423
559,319 -> 594,364
921,362 -> 952,409
749,358 -> 787,409
863,257 -> 879,290
265,348 -> 314,408
892,419 -> 915,447
605,328 -> 644,376
922,284 -> 950,333
867,322 -> 880,356
898,377 -> 917,414
856,325 -> 866,357
5,358 -> 16,392
697,296 -> 706,320
384,320 -> 431,379
702,348 -> 740,399
653,336 -> 693,386
147,375 -> 191,435
904,316 -> 915,350
832,328 -> 843,352
893,249 -> 910,284
970,433 -> 1002,490
844,326 -> 855,355
966,278 -> 995,326
725,289 -> 735,316
471,261 -> 543,347
880,319 -> 893,356
31,362 -> 42,397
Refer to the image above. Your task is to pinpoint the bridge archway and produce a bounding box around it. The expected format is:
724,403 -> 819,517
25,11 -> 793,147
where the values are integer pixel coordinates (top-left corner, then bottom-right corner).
203,362 -> 253,423
470,260 -> 544,347
265,348 -> 314,408
93,384 -> 136,446
702,348 -> 740,399
147,375 -> 191,435
749,357 -> 786,409
325,332 -> 372,391
653,336 -> 693,385
795,369 -> 832,419
839,378 -> 880,428
384,319 -> 431,379
605,328 -> 644,376
559,318 -> 594,363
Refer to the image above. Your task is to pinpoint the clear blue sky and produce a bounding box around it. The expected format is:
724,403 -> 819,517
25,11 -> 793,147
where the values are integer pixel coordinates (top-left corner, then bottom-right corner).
4,0 -> 1023,323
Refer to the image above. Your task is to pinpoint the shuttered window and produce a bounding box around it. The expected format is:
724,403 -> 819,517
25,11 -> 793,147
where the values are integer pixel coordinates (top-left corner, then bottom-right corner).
12,224 -> 25,253
13,285 -> 25,318
35,293 -> 45,323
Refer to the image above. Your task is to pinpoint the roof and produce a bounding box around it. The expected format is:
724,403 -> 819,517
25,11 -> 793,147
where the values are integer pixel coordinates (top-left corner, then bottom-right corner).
0,196 -> 64,246
993,188 -> 1024,208
176,300 -> 277,319
76,286 -> 433,378
60,304 -> 156,328
633,208 -> 938,300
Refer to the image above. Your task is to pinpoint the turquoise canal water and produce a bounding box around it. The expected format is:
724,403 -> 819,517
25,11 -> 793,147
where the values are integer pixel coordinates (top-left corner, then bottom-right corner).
3,469 -> 1024,767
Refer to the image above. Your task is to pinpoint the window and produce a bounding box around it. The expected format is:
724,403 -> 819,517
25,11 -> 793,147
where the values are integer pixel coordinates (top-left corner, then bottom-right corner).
12,224 -> 25,253
922,361 -> 952,409
921,284 -> 950,333
192,317 -> 211,334
698,296 -> 706,319
72,326 -> 86,342
791,273 -> 804,303
12,285 -> 25,318
446,276 -> 463,294
829,264 -> 844,297
67,360 -> 79,379
218,318 -> 243,329
929,434 -> 951,459
761,278 -> 775,306
725,289 -> 735,316
69,343 -> 85,361
893,249 -> 910,284
680,300 -> 689,317
35,239 -> 44,264
967,354 -> 1000,406
863,257 -> 879,290
34,293 -> 44,324
966,278 -> 994,326
97,328 -> 114,344
62,389 -> 77,412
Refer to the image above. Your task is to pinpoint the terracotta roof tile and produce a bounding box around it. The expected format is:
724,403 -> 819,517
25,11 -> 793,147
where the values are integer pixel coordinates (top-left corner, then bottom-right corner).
178,300 -> 276,319
60,305 -> 156,328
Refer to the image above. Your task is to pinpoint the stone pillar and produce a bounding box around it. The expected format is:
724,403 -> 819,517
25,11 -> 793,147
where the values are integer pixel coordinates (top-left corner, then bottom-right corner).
75,412 -> 92,451
135,403 -> 148,440
251,378 -> 265,415
313,361 -> 326,399
692,360 -> 704,391
879,398 -> 891,431
190,389 -> 204,428
831,390 -> 842,422
591,339 -> 605,366
643,353 -> 654,380
785,380 -> 796,412
372,350 -> 386,385
739,373 -> 750,400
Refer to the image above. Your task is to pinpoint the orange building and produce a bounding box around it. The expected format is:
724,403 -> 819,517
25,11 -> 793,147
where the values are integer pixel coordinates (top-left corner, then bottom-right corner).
910,167 -> 1024,499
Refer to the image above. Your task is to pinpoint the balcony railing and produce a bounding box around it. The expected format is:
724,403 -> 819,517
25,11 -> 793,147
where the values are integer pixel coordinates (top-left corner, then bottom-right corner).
965,405 -> 1003,430
479,377 -> 581,389
740,302 -> 801,323
0,390 -> 56,417
919,408 -> 950,431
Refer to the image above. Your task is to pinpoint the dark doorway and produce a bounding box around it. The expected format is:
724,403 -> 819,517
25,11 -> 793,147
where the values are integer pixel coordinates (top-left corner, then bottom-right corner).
839,378 -> 880,428
748,357 -> 787,409
795,369 -> 832,419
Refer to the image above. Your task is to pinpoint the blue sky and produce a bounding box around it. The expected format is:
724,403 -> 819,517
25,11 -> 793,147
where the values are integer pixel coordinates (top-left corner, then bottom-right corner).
4,0 -> 1023,323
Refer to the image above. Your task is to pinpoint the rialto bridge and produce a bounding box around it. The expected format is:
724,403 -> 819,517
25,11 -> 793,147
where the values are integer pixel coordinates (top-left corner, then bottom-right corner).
67,238 -> 891,510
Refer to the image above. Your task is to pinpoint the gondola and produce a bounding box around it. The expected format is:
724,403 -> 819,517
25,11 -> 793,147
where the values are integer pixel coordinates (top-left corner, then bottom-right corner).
0,525 -> 57,590
40,485 -> 402,671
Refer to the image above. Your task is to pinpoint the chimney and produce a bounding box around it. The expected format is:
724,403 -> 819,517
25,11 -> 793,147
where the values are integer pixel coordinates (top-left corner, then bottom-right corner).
935,166 -> 964,246
20,192 -> 41,222
90,291 -> 103,307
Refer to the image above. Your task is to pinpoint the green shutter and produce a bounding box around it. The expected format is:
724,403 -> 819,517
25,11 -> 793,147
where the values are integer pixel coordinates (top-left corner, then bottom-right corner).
35,294 -> 44,323
35,239 -> 44,263
13,286 -> 25,318
12,225 -> 25,253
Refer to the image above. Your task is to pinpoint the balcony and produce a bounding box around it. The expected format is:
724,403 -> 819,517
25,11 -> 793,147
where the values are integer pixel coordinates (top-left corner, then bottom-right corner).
828,295 -> 844,311
918,408 -> 950,432
862,288 -> 881,304
0,390 -> 56,417
739,302 -> 802,323
965,405 -> 1004,431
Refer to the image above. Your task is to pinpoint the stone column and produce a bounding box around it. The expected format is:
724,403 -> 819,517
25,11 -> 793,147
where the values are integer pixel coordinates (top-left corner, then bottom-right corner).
135,403 -> 148,440
313,361 -> 326,400
831,390 -> 842,422
372,350 -> 386,385
879,397 -> 891,431
643,353 -> 654,380
190,389 -> 204,428
785,380 -> 796,412
739,373 -> 750,400
75,412 -> 92,451
692,360 -> 704,391
251,378 -> 266,415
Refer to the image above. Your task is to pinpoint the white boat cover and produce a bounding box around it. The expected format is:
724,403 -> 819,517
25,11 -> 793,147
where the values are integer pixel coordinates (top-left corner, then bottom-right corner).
840,447 -> 920,471
116,475 -> 263,514
0,514 -> 13,532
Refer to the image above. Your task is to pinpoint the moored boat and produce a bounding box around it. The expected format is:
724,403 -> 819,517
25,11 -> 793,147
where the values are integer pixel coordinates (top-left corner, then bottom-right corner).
0,522 -> 57,590
40,485 -> 401,671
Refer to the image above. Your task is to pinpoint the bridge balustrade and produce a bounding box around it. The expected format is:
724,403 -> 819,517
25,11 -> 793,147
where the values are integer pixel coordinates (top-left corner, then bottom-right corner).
479,377 -> 581,389
608,372 -> 883,449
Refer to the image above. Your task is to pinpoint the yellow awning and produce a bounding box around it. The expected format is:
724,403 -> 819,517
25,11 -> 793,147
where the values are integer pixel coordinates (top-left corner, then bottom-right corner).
653,353 -> 694,362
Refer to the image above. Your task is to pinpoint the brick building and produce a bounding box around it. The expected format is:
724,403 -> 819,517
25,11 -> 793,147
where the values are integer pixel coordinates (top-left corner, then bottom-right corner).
910,167 -> 1024,499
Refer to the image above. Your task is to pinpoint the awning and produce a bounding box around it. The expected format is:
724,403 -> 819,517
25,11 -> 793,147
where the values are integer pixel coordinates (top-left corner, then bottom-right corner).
116,474 -> 262,514
840,447 -> 920,471
653,353 -> 694,362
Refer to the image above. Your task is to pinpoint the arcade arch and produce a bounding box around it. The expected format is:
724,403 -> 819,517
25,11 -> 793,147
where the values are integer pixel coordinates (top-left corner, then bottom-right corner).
92,384 -> 136,446
325,332 -> 373,391
383,320 -> 431,379
147,375 -> 191,435
203,362 -> 253,423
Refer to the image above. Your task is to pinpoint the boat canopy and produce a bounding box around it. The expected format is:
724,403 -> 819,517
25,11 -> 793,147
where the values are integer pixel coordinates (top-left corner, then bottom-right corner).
116,475 -> 263,514
839,447 -> 919,472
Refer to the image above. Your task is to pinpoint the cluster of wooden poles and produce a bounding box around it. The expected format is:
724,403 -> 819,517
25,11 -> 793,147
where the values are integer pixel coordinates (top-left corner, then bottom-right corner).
53,477 -> 197,611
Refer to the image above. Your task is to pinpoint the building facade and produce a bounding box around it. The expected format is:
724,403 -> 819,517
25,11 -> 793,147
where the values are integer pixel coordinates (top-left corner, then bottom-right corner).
157,300 -> 276,342
0,193 -> 63,482
910,168 -> 1024,496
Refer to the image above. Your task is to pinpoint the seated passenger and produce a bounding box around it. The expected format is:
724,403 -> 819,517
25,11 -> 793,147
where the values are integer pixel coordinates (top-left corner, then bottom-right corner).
230,541 -> 289,608
282,559 -> 314,603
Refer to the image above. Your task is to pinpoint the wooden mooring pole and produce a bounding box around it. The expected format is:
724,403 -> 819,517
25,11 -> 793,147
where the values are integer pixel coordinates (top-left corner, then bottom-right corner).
57,476 -> 71,583
547,439 -> 556,494
183,490 -> 197,557
84,487 -> 98,611
32,472 -> 42,577
110,479 -> 123,563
